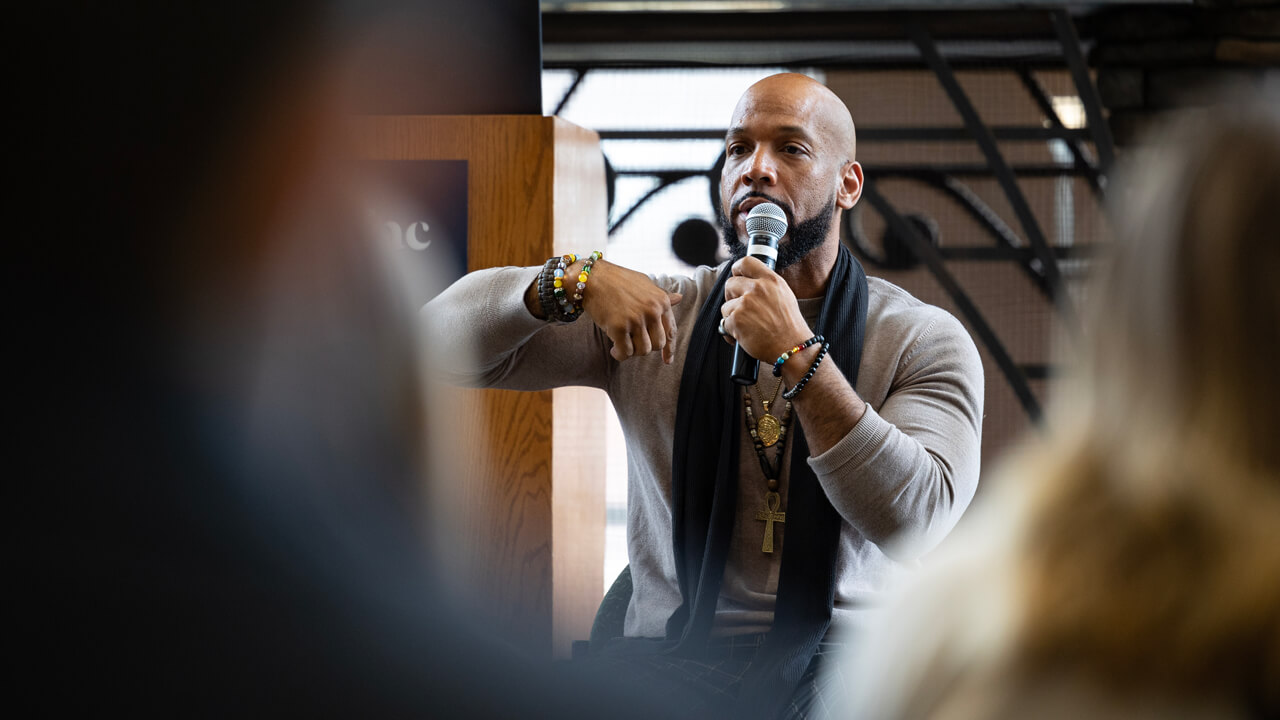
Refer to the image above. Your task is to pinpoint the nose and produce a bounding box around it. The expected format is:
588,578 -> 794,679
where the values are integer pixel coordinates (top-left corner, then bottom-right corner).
741,148 -> 777,188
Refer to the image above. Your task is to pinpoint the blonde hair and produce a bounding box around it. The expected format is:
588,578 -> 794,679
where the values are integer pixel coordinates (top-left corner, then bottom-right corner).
1008,102 -> 1280,710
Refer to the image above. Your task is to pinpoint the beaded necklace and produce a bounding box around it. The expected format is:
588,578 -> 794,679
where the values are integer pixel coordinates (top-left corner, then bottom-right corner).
744,381 -> 791,553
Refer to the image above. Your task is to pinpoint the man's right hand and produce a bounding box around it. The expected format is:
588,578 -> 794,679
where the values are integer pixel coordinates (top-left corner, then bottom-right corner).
584,259 -> 682,364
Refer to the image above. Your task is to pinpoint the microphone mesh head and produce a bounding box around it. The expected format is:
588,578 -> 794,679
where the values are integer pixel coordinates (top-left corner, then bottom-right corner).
745,202 -> 788,240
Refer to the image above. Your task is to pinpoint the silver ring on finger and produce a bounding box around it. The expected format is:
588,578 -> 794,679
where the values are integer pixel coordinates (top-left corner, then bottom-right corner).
718,317 -> 729,337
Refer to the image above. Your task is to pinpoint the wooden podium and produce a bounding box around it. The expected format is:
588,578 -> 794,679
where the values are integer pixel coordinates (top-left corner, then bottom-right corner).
358,116 -> 608,658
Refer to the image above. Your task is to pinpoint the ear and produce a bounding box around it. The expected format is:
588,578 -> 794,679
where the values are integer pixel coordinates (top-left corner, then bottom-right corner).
836,161 -> 863,210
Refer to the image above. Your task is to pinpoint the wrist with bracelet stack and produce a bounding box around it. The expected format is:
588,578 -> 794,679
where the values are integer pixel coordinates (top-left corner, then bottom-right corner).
772,334 -> 828,399
539,251 -> 603,323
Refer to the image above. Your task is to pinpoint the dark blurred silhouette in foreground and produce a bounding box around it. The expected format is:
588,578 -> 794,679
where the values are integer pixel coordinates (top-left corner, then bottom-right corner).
21,2 -> 672,715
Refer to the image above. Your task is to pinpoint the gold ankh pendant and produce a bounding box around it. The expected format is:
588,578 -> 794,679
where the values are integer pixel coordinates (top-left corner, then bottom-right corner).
754,490 -> 786,553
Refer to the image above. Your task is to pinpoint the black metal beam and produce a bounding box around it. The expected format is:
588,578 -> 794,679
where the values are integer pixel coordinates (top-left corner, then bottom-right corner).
543,56 -> 1087,72
929,173 -> 1054,301
1014,66 -> 1104,196
609,175 -> 697,235
542,8 -> 1094,70
552,68 -> 587,117
613,164 -> 1098,178
908,20 -> 1080,338
1019,364 -> 1056,381
613,169 -> 708,182
1050,9 -> 1117,179
939,246 -> 1102,261
598,126 -> 1094,142
544,10 -> 1064,45
869,164 -> 1095,178
864,170 -> 1064,303
862,182 -> 1043,422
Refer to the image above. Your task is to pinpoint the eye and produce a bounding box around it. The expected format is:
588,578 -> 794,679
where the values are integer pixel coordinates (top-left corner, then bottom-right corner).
727,143 -> 749,157
782,144 -> 807,156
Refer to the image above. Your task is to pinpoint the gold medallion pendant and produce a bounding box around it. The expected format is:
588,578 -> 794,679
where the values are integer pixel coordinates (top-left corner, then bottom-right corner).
756,413 -> 781,447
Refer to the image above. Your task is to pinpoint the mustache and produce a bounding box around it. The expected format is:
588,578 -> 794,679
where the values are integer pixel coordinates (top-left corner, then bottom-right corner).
728,192 -> 794,226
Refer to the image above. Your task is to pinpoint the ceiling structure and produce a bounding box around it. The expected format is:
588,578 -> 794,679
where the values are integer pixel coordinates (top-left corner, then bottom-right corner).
541,1 -> 1192,69
539,0 -> 1181,11
541,3 -> 1122,425
537,0 -> 1274,428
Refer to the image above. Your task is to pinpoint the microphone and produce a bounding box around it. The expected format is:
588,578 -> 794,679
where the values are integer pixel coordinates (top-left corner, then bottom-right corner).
731,202 -> 788,385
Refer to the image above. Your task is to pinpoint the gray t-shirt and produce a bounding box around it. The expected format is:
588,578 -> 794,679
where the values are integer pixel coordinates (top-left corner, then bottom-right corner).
425,262 -> 984,638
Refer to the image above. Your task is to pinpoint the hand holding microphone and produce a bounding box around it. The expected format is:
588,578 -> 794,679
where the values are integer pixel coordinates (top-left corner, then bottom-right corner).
729,202 -> 788,385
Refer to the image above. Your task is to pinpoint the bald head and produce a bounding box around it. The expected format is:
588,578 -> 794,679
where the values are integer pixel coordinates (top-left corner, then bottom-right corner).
718,73 -> 865,275
732,73 -> 857,161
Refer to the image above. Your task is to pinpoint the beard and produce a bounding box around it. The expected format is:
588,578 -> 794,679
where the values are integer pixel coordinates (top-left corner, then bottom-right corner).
720,194 -> 837,271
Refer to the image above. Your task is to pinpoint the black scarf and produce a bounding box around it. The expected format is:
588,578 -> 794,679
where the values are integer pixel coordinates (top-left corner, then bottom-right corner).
667,243 -> 869,718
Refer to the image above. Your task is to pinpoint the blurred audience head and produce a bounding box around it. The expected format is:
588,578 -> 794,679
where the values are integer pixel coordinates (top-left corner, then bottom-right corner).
1011,96 -> 1280,712
1078,99 -> 1280,475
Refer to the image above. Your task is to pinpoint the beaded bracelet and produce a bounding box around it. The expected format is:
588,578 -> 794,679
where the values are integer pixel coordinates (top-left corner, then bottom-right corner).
782,341 -> 829,400
547,251 -> 604,322
551,253 -> 580,321
574,251 -> 603,307
772,334 -> 825,377
558,250 -> 602,318
536,257 -> 562,321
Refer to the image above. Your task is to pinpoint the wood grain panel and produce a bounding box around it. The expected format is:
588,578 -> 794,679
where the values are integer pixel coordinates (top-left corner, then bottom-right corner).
455,387 -> 554,652
552,386 -> 607,655
357,116 -> 607,657
549,118 -> 611,654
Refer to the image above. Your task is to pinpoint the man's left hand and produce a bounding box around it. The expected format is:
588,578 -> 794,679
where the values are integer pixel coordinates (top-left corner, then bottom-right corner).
721,256 -> 812,361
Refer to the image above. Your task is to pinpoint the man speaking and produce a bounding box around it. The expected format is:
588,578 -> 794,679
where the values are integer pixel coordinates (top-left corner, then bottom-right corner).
425,73 -> 984,719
